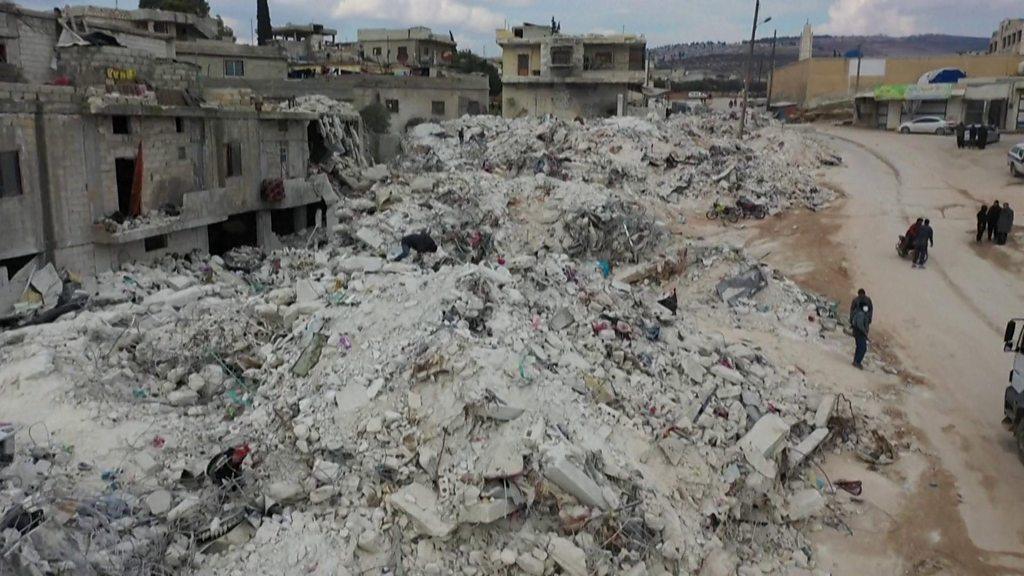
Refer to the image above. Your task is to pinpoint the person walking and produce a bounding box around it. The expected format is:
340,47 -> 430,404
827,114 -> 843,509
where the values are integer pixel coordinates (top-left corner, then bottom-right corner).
955,121 -> 966,149
850,288 -> 873,324
987,200 -> 1002,242
978,124 -> 989,150
393,232 -> 438,261
851,303 -> 870,369
976,204 -> 988,242
968,124 -> 978,148
912,218 -> 933,268
997,202 -> 1014,245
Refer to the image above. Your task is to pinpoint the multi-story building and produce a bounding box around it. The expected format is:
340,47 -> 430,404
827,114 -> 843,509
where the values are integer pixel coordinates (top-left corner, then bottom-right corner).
357,27 -> 456,72
272,23 -> 338,63
496,23 -> 647,119
989,18 -> 1024,56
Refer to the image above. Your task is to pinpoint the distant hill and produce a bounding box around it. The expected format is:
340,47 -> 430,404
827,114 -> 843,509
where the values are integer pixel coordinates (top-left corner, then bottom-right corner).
651,34 -> 991,78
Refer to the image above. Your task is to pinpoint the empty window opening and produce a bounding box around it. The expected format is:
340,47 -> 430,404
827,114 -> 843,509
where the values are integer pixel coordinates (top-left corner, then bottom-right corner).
385,99 -> 399,113
306,201 -> 326,228
0,44 -> 7,63
224,142 -> 242,178
207,211 -> 258,255
397,46 -> 408,63
307,121 -> 330,164
0,151 -> 22,198
431,100 -> 445,115
175,117 -> 184,133
112,115 -> 131,134
115,157 -> 136,215
144,234 -> 168,252
372,47 -> 382,56
0,254 -> 36,281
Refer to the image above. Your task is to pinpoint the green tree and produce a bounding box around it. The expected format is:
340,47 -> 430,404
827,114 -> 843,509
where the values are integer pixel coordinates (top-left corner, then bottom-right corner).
256,0 -> 272,46
451,50 -> 502,97
360,102 -> 391,135
138,0 -> 210,17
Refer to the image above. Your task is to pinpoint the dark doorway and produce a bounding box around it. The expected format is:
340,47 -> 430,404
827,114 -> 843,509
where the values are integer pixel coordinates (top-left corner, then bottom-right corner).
1,253 -> 37,280
307,121 -> 329,164
306,201 -> 327,228
115,158 -> 136,215
207,212 -> 258,255
270,208 -> 296,236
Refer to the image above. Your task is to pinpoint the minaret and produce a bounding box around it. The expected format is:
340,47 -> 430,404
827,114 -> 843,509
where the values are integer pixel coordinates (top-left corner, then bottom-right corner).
799,21 -> 813,61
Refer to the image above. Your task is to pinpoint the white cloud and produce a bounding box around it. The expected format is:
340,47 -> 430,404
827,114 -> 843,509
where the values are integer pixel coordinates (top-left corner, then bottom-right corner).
332,0 -> 505,34
820,0 -> 1020,36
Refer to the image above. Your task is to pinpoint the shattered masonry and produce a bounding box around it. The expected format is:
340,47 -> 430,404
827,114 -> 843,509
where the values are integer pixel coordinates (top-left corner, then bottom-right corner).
0,108 -> 893,576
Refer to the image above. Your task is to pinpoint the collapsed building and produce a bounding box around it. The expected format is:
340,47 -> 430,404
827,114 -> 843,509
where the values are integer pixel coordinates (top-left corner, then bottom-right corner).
0,105 -> 894,576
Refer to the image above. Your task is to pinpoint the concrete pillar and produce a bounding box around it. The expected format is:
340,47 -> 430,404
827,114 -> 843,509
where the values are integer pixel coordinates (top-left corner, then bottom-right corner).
616,93 -> 625,116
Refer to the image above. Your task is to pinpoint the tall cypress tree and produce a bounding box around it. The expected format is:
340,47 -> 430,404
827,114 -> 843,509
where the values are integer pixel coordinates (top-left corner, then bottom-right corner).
256,0 -> 272,46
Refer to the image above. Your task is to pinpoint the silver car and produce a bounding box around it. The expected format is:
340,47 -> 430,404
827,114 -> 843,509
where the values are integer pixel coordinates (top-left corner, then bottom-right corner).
1010,142 -> 1024,177
898,116 -> 952,135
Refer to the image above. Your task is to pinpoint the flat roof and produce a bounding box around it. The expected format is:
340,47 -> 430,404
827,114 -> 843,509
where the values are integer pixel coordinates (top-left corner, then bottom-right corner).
273,23 -> 338,36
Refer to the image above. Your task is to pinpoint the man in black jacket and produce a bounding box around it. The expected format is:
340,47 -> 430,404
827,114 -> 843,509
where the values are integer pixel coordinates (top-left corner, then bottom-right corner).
988,200 -> 1002,242
850,288 -> 873,325
912,219 -> 933,269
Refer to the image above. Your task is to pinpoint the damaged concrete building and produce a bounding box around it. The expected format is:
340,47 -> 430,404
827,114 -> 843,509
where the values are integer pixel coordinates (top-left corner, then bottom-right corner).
357,27 -> 457,73
497,22 -> 648,119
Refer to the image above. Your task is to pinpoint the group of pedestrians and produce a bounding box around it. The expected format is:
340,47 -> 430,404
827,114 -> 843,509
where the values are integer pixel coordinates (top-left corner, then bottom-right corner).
902,217 -> 934,268
954,122 -> 989,150
977,200 -> 1014,245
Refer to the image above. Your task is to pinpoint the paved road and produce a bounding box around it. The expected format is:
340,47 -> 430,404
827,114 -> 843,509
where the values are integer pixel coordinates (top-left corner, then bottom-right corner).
814,127 -> 1024,573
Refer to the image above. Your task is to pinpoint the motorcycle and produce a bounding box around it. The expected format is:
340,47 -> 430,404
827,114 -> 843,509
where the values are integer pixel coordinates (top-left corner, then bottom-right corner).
706,201 -> 740,223
896,235 -> 929,263
736,197 -> 768,220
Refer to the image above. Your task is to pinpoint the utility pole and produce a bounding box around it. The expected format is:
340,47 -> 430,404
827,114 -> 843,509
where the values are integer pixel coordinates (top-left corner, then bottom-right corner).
738,0 -> 760,138
766,29 -> 777,109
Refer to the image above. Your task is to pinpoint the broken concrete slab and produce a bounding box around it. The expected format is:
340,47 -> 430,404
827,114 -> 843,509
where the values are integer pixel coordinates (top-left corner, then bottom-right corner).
737,413 -> 790,479
716,266 -> 768,304
788,428 -> 829,469
29,264 -> 62,310
145,490 -> 172,515
787,488 -> 825,521
548,535 -> 587,576
543,454 -> 609,510
0,260 -> 35,316
459,499 -> 516,524
336,255 -> 386,274
710,363 -> 745,386
814,394 -> 835,429
468,403 -> 524,422
482,438 -> 524,479
389,482 -> 454,538
167,389 -> 199,407
549,307 -> 575,331
265,481 -> 305,504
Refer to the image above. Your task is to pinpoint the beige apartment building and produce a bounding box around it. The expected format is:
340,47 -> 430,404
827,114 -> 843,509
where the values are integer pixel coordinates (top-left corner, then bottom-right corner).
990,18 -> 1024,56
357,27 -> 456,71
496,23 -> 647,119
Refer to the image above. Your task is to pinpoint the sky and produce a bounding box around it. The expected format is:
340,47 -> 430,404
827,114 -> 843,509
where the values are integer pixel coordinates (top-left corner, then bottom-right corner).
22,0 -> 1022,53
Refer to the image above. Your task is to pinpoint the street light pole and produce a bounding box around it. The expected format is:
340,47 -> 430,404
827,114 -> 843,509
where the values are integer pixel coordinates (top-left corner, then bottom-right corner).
766,29 -> 777,110
738,0 -> 760,138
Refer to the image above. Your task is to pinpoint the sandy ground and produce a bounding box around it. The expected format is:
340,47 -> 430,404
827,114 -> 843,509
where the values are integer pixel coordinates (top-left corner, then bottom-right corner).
754,126 -> 1024,575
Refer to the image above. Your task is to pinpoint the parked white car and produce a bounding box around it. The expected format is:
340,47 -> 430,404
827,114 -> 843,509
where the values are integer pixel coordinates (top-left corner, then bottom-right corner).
1010,142 -> 1024,177
898,116 -> 952,135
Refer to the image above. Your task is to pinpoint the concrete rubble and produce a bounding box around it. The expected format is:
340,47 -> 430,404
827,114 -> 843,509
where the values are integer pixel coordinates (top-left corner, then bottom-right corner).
0,108 -> 889,575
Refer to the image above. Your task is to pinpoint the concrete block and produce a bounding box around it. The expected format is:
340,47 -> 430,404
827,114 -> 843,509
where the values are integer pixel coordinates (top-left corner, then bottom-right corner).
788,428 -> 829,469
459,499 -> 516,524
814,394 -> 835,428
737,413 -> 790,479
710,363 -> 745,386
388,482 -> 454,538
787,488 -> 825,521
548,536 -> 587,576
543,455 -> 609,510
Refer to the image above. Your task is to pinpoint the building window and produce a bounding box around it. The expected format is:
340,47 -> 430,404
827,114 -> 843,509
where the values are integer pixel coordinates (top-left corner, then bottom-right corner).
175,117 -> 183,133
224,59 -> 245,77
112,115 -> 131,134
225,142 -> 242,178
279,144 -> 288,177
628,46 -> 645,71
431,101 -> 445,115
372,47 -> 382,56
0,151 -> 22,198
397,46 -> 408,63
178,146 -> 187,160
467,100 -> 481,115
0,44 -> 7,63
385,99 -> 399,113
551,46 -> 573,66
517,54 -> 529,76
153,22 -> 168,34
144,234 -> 168,252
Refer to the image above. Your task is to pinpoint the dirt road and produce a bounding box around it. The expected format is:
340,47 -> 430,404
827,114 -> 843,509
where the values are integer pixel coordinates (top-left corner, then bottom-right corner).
760,127 -> 1024,574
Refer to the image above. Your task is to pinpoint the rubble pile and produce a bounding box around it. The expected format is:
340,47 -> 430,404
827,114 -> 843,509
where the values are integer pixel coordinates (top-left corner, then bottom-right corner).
401,112 -> 838,212
0,112 -> 886,576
